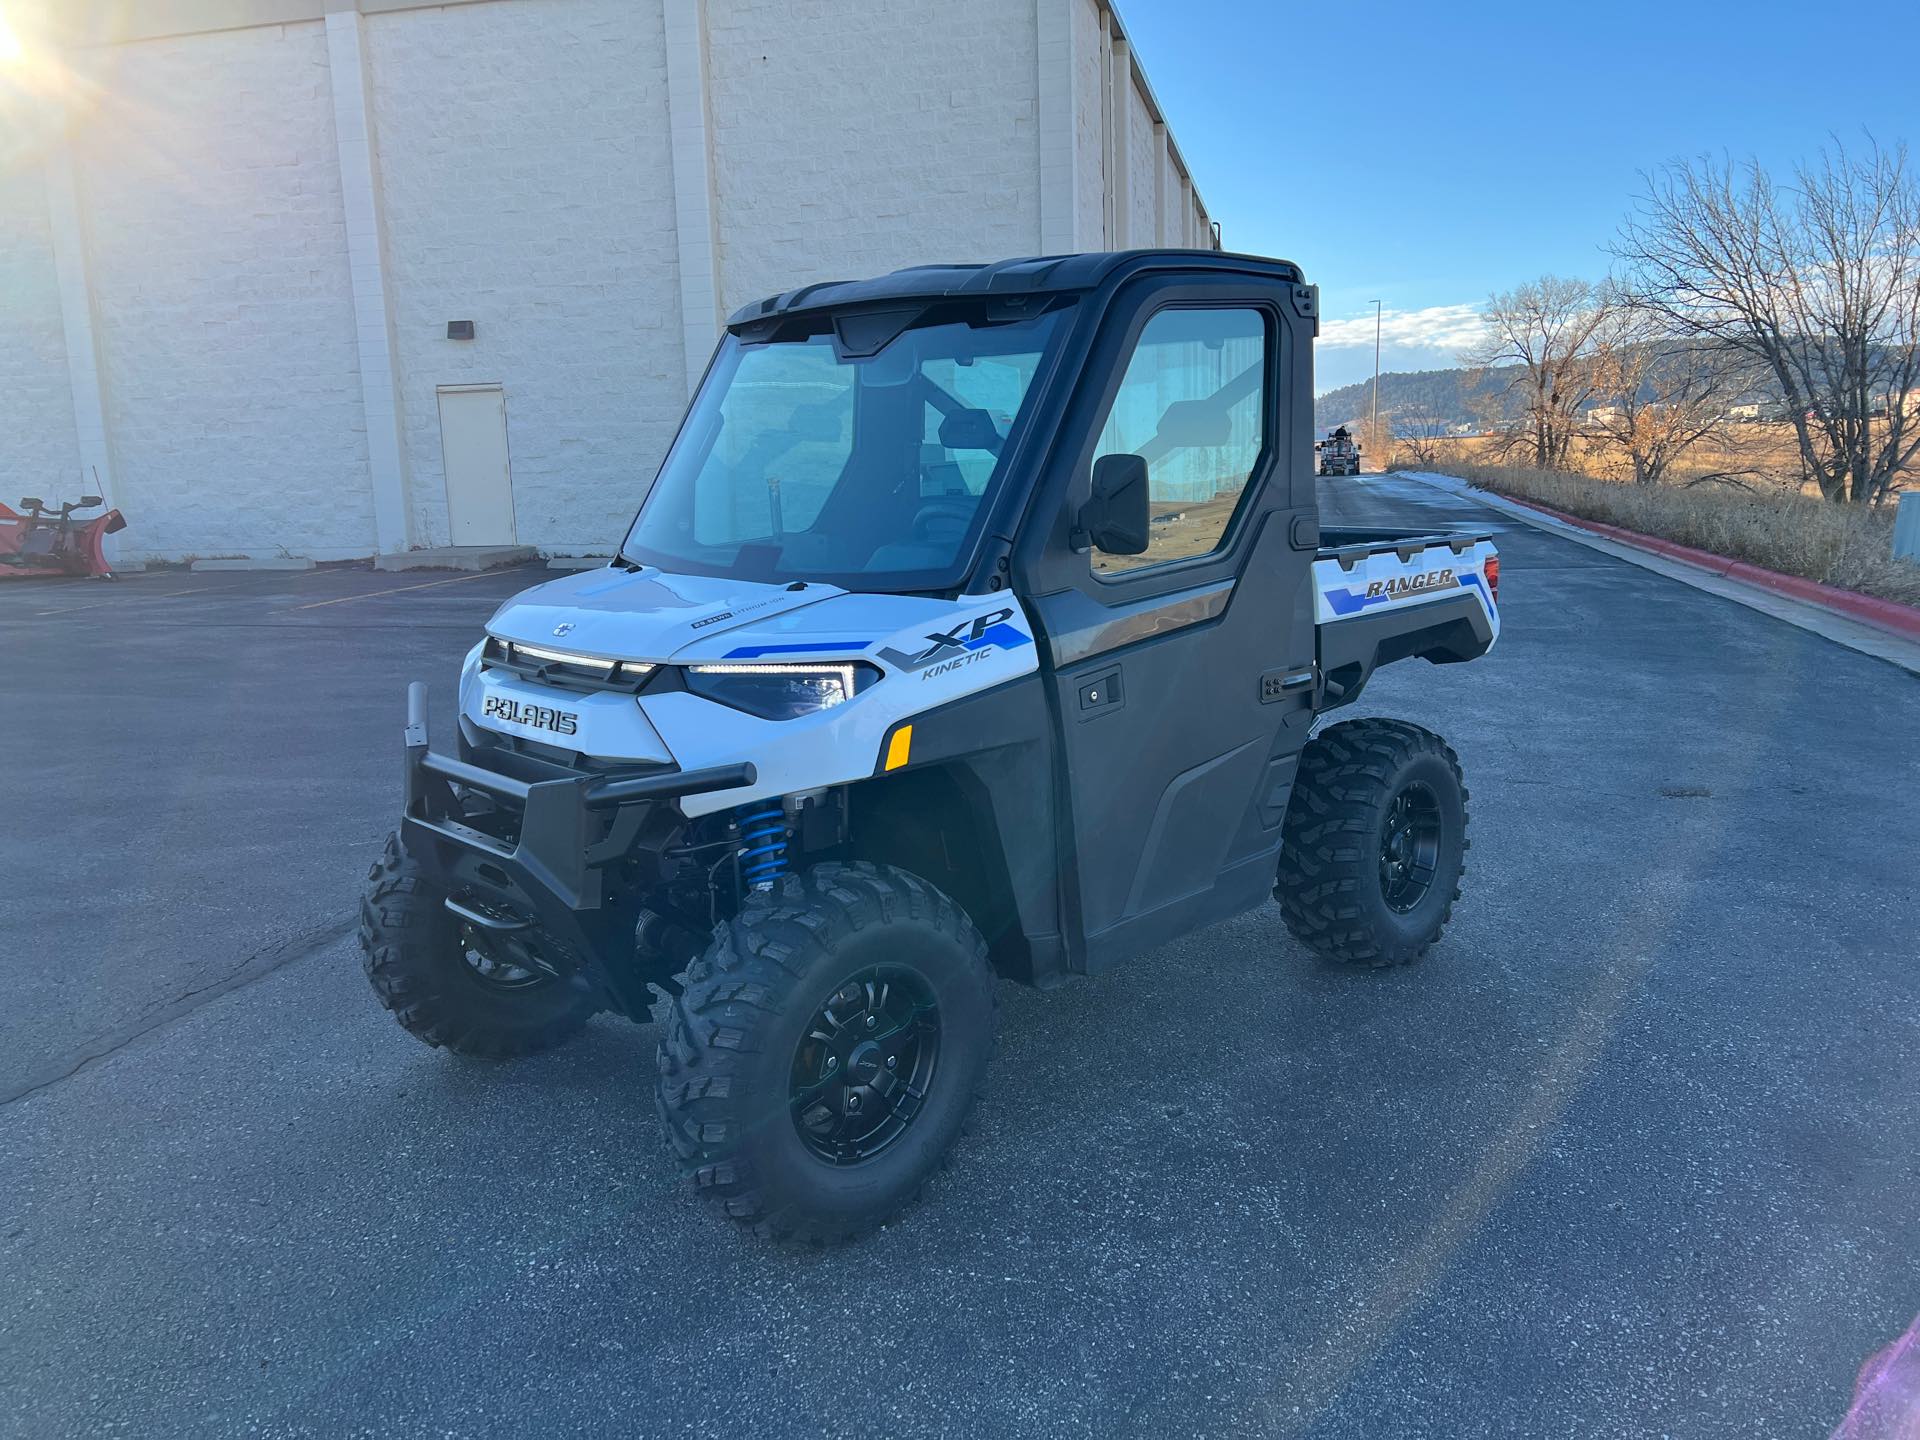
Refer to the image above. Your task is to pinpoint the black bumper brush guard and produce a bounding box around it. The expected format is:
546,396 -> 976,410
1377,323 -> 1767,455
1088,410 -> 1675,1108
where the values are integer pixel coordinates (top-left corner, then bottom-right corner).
399,682 -> 754,1002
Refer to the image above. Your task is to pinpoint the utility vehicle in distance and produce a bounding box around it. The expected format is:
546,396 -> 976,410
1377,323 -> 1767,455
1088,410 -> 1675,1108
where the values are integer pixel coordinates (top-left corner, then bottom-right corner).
362,250 -> 1500,1242
1316,424 -> 1361,476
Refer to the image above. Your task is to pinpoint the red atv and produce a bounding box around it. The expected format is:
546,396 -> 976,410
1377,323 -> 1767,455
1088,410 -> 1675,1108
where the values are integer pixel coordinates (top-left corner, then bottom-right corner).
0,495 -> 127,581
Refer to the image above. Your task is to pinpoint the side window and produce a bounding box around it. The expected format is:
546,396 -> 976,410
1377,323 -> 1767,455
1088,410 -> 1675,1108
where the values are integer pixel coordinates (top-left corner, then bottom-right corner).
1089,307 -> 1268,576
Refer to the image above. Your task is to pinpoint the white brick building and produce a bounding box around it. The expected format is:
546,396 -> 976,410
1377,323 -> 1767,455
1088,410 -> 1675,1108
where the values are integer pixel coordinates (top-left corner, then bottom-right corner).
0,0 -> 1216,563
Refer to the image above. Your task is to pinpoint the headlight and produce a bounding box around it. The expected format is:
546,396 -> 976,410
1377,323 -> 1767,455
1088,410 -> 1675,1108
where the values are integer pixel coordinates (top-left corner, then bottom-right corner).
684,662 -> 879,720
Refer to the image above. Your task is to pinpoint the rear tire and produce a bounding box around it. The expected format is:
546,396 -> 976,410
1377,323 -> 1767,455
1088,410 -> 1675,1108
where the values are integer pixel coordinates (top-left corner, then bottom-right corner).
1275,718 -> 1468,967
655,862 -> 995,1244
358,831 -> 597,1057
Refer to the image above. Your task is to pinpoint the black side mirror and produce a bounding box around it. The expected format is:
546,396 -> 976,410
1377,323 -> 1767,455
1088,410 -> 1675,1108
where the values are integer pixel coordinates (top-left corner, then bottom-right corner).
1081,454 -> 1150,556
936,407 -> 1004,455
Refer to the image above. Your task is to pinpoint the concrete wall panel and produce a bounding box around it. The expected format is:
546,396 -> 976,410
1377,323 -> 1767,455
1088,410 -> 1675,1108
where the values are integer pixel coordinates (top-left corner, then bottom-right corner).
0,167 -> 85,504
705,0 -> 1042,313
70,21 -> 374,559
366,0 -> 684,554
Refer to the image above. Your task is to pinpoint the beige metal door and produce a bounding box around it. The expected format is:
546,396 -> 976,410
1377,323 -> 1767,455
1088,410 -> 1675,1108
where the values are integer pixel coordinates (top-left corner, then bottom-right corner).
437,385 -> 516,545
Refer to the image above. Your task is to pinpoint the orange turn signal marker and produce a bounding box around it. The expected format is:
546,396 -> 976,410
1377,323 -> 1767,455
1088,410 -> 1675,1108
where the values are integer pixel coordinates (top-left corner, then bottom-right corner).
884,724 -> 913,771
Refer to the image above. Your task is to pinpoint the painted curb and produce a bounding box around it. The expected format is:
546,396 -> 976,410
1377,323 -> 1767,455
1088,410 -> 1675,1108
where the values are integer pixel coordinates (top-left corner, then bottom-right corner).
189,556 -> 317,572
1489,492 -> 1920,642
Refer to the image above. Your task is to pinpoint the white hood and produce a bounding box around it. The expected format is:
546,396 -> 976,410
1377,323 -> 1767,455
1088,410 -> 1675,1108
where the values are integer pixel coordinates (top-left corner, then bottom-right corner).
485,566 -> 845,662
468,566 -> 1043,811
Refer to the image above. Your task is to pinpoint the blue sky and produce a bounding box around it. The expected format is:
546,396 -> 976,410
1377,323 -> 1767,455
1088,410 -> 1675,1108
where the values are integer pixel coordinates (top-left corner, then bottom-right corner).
1118,0 -> 1920,392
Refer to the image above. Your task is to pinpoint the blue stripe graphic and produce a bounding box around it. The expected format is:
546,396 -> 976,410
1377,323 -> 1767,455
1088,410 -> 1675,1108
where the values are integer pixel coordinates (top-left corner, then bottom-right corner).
1323,587 -> 1394,616
1324,576 -> 1468,617
722,640 -> 872,659
964,623 -> 1033,652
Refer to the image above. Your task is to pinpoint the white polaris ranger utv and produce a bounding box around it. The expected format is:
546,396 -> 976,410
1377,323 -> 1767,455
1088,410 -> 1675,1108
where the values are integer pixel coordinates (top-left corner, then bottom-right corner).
362,251 -> 1501,1242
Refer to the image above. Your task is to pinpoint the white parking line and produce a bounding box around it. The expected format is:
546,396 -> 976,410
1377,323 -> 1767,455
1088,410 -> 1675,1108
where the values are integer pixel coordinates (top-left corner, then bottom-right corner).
24,568 -> 336,618
287,565 -> 538,611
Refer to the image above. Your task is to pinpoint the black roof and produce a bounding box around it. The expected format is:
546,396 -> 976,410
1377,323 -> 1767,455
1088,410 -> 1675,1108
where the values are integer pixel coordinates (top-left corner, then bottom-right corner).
725,249 -> 1305,331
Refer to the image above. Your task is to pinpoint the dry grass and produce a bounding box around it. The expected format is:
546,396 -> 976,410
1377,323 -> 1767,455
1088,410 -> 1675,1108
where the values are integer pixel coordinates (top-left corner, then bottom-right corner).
1432,462 -> 1920,607
1413,422 -> 1856,483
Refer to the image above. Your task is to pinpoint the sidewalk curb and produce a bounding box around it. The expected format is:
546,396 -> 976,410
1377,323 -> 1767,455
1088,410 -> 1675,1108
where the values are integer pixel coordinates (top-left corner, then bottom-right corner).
1400,471 -> 1920,676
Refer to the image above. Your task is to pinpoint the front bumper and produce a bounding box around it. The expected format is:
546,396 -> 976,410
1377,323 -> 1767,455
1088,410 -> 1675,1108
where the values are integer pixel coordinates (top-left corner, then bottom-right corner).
399,682 -> 755,989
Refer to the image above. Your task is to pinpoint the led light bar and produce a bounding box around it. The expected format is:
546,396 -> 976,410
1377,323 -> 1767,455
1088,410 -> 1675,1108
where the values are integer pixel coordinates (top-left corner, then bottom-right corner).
510,642 -> 617,671
492,640 -> 655,683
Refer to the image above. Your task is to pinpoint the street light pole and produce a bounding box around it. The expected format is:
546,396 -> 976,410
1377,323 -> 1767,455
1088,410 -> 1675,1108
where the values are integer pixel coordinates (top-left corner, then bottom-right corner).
1371,299 -> 1382,450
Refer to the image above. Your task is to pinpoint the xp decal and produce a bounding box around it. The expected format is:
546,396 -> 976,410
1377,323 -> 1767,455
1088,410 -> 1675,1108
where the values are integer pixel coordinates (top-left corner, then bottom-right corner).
482,695 -> 580,736
877,607 -> 1033,676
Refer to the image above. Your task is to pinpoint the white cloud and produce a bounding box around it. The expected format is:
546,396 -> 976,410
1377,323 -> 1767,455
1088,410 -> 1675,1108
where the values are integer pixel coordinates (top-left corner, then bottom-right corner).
1320,302 -> 1489,355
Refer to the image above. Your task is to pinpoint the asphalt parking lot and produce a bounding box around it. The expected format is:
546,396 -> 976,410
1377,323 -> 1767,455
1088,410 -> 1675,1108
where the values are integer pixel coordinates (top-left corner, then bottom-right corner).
3,475 -> 1917,1438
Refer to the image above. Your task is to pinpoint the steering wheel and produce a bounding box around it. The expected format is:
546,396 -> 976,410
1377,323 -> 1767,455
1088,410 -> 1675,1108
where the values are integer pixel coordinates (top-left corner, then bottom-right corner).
911,499 -> 976,544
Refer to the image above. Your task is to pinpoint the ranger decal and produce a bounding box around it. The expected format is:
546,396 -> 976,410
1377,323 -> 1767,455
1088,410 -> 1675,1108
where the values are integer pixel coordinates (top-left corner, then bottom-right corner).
1323,567 -> 1461,617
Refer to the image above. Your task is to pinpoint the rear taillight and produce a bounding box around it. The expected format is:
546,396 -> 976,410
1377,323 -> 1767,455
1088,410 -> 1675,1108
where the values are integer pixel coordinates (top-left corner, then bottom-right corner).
1483,557 -> 1500,603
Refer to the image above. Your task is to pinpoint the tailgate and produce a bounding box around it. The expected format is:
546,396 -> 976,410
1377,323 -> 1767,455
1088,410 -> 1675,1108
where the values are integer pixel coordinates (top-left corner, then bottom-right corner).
1313,534 -> 1498,627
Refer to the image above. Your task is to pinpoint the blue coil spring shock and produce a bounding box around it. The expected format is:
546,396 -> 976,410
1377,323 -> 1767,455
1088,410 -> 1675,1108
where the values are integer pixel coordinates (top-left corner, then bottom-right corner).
736,801 -> 789,889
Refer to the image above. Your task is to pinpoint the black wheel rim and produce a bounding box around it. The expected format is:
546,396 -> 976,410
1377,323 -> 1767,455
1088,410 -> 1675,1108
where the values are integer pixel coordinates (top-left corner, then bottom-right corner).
790,966 -> 941,1166
1379,782 -> 1443,913
455,922 -> 548,992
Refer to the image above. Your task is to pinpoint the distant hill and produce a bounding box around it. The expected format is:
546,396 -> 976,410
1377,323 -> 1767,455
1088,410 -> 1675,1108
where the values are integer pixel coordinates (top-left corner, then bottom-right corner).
1315,358 -> 1785,436
1315,367 -> 1512,434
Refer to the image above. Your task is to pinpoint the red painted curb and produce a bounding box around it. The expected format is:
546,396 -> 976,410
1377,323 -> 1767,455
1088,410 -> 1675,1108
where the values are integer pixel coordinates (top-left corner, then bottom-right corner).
1490,490 -> 1920,642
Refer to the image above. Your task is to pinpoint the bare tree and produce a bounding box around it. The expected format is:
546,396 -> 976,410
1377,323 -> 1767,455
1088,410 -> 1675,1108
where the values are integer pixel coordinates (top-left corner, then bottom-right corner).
1615,139 -> 1920,505
1586,310 -> 1757,484
1462,275 -> 1615,469
1390,410 -> 1451,471
1352,414 -> 1391,471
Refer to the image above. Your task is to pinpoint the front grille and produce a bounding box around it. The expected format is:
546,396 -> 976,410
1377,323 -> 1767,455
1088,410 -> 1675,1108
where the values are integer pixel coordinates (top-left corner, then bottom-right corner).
480,636 -> 657,695
470,725 -> 665,777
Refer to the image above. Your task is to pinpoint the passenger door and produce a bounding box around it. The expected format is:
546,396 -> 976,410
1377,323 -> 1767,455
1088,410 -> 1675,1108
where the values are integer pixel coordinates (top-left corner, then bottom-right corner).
1021,292 -> 1320,972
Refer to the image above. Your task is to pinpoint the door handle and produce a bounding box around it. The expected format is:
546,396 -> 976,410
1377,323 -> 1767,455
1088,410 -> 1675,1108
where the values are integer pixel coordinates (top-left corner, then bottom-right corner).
1259,667 -> 1315,703
1077,666 -> 1124,716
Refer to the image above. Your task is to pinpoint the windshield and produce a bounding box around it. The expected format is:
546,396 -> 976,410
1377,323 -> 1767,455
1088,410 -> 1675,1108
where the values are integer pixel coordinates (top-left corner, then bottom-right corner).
619,308 -> 1066,590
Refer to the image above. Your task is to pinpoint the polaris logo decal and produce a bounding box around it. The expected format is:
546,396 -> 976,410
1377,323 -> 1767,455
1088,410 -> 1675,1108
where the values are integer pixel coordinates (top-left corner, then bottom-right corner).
691,610 -> 733,629
878,608 -> 1033,677
552,622 -> 575,638
1324,567 -> 1460,617
483,695 -> 579,736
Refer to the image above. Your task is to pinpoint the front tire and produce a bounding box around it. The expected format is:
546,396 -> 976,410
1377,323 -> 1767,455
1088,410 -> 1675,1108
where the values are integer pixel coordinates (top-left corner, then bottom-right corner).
358,832 -> 597,1057
655,862 -> 995,1244
1276,718 -> 1468,967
